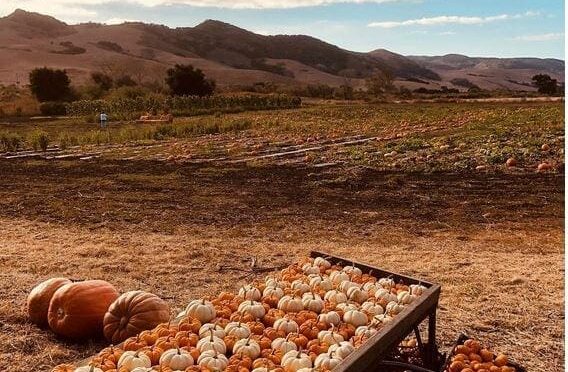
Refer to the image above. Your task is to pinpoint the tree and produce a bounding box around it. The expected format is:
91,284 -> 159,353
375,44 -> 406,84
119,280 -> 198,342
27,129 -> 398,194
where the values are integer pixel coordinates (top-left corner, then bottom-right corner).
165,64 -> 215,96
532,74 -> 558,95
365,70 -> 394,96
91,72 -> 113,91
29,67 -> 72,102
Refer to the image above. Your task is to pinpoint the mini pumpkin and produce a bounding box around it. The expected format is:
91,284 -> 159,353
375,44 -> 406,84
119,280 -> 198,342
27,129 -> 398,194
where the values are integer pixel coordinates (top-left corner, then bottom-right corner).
185,299 -> 216,323
233,337 -> 261,359
197,349 -> 229,370
278,296 -> 304,313
117,350 -> 152,370
159,348 -> 194,369
273,318 -> 299,334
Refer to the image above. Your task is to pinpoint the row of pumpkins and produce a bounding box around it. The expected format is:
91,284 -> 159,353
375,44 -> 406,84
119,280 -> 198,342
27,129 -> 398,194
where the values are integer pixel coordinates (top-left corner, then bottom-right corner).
46,257 -> 428,372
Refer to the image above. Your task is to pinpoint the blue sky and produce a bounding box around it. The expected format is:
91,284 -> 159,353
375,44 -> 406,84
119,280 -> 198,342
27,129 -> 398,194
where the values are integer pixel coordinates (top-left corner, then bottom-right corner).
0,0 -> 564,58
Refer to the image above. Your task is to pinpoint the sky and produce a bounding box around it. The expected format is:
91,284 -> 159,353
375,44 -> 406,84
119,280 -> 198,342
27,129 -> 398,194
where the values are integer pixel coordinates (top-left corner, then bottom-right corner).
0,0 -> 565,59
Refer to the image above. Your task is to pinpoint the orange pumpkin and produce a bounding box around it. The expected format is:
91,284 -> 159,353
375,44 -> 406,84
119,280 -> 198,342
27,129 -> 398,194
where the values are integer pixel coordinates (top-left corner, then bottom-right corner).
27,277 -> 72,327
103,291 -> 170,343
51,364 -> 75,372
48,280 -> 119,340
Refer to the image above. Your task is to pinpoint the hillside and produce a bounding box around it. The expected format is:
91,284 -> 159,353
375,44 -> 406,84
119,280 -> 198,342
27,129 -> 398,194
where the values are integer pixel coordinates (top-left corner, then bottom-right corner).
0,10 -> 564,91
408,54 -> 565,90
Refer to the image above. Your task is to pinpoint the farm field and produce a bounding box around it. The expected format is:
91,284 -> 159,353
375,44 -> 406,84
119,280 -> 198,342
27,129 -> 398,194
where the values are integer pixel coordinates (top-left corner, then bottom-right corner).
0,101 -> 564,371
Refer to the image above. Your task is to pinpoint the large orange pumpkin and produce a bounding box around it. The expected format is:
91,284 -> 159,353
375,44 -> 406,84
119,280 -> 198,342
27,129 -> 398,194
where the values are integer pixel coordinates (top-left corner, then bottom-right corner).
103,290 -> 170,343
27,277 -> 72,327
48,280 -> 119,340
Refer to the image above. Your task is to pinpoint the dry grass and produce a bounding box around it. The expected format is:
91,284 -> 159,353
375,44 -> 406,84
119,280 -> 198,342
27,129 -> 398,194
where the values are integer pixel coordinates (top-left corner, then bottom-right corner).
0,102 -> 563,372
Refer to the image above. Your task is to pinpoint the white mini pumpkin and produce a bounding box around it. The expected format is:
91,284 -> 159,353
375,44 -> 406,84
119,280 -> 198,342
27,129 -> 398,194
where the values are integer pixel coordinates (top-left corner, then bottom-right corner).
197,349 -> 229,370
233,337 -> 261,359
273,317 -> 299,334
343,309 -> 368,327
225,321 -> 251,339
318,328 -> 344,344
272,335 -> 298,354
185,299 -> 216,323
291,280 -> 311,295
301,292 -> 324,313
361,301 -> 384,316
313,257 -> 331,269
346,285 -> 369,303
342,264 -> 363,277
238,300 -> 266,318
329,270 -> 350,286
386,301 -> 405,316
281,350 -> 313,372
318,311 -> 341,326
301,263 -> 321,275
239,285 -> 262,301
196,332 -> 227,354
117,351 -> 152,370
324,290 -> 347,304
159,348 -> 194,370
314,351 -> 343,369
378,277 -> 395,289
355,325 -> 379,337
278,295 -> 304,313
308,275 -> 333,291
74,367 -> 104,372
199,323 -> 226,339
263,285 -> 284,299
410,284 -> 427,296
328,341 -> 355,359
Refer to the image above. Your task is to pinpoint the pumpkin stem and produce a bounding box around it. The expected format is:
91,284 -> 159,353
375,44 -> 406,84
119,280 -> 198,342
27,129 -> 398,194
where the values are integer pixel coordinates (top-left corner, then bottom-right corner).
209,328 -> 214,341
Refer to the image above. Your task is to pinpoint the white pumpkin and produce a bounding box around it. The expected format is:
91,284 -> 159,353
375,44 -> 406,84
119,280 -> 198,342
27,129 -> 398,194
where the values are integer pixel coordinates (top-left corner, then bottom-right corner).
291,280 -> 311,295
386,301 -> 405,316
199,323 -> 226,339
318,311 -> 341,326
378,277 -> 395,289
314,351 -> 343,369
273,318 -> 299,334
338,281 -> 358,294
328,341 -> 355,359
301,292 -> 324,313
301,263 -> 321,275
117,351 -> 152,370
375,288 -> 397,303
355,325 -> 379,337
329,270 -> 350,286
225,322 -> 251,339
342,264 -> 363,277
346,286 -> 369,303
361,301 -> 384,316
185,299 -> 216,323
343,309 -> 368,327
335,301 -> 359,313
196,332 -> 226,354
239,285 -> 261,301
159,348 -> 194,370
308,275 -> 333,291
130,368 -> 153,372
197,349 -> 229,370
233,337 -> 261,359
362,282 -> 379,294
278,295 -> 304,313
324,290 -> 347,304
263,285 -> 284,299
74,367 -> 104,372
371,314 -> 393,325
281,350 -> 313,371
318,329 -> 344,344
238,300 -> 266,318
410,283 -> 427,296
272,336 -> 298,354
314,257 -> 331,269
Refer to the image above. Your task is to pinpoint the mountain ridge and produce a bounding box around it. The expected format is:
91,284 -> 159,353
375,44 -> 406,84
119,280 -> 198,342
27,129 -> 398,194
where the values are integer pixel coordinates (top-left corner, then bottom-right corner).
0,9 -> 564,91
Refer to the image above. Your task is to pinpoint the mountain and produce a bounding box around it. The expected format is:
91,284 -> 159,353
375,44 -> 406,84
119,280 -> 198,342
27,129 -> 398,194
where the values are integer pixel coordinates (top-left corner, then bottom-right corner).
0,10 -> 564,91
408,54 -> 565,90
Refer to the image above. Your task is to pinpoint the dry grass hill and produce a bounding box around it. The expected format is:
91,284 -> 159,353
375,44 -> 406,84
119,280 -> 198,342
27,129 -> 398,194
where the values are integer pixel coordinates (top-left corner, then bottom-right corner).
0,9 -> 564,91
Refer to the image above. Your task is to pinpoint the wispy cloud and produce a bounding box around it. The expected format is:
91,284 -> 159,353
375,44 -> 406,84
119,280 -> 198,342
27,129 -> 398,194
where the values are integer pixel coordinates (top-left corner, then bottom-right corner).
368,11 -> 539,28
512,32 -> 564,42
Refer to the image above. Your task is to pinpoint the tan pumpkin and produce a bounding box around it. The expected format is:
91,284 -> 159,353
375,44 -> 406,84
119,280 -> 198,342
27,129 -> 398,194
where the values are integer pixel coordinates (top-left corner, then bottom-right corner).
27,277 -> 72,327
48,280 -> 119,339
103,291 -> 170,343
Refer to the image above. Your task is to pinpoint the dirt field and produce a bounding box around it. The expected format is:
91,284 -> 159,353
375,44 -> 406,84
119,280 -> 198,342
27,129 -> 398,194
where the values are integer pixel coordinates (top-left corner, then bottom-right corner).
0,102 -> 564,371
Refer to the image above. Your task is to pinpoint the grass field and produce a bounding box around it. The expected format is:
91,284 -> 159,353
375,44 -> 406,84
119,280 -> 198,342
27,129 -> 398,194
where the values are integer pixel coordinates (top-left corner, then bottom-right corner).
0,101 -> 564,371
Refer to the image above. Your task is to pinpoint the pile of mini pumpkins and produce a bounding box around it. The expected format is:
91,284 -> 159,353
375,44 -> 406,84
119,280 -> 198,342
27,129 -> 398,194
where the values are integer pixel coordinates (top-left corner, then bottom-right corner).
447,339 -> 516,372
27,278 -> 170,342
52,256 -> 427,372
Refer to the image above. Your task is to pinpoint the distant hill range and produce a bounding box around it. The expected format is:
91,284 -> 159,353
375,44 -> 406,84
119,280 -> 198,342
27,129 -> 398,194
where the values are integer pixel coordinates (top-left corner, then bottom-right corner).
0,9 -> 564,91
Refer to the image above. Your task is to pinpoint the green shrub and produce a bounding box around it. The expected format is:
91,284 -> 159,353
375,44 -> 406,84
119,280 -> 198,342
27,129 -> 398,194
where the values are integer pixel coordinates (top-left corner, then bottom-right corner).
0,131 -> 23,152
29,130 -> 50,151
